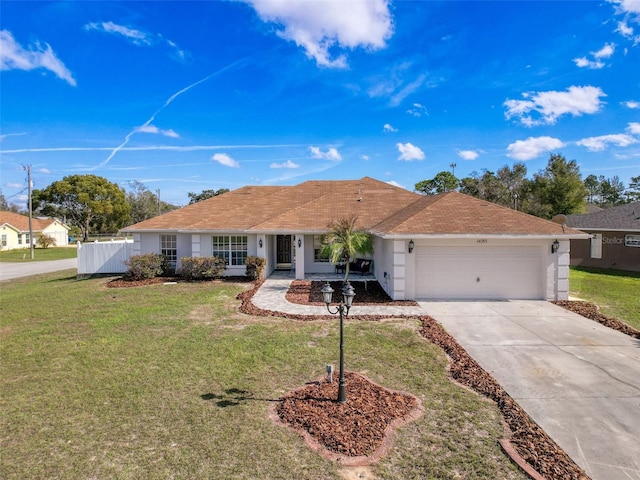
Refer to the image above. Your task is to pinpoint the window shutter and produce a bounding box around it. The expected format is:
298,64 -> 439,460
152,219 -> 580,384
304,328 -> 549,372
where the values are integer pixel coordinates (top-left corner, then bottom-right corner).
590,234 -> 602,259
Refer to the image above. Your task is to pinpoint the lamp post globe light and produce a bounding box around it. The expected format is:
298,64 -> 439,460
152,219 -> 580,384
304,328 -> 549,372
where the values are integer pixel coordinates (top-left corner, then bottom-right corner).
321,281 -> 356,403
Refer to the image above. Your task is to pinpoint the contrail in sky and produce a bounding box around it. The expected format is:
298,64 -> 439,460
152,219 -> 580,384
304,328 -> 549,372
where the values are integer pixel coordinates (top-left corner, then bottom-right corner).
92,58 -> 247,170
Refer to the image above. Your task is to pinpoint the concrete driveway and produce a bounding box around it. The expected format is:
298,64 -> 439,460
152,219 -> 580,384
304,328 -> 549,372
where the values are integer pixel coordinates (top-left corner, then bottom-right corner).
0,258 -> 77,282
419,300 -> 640,480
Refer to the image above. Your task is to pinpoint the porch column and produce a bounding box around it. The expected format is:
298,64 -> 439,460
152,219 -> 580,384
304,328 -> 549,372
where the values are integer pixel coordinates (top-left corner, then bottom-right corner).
295,234 -> 305,280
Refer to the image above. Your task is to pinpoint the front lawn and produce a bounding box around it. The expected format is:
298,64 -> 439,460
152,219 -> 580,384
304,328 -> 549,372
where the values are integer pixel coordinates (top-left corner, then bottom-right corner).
0,271 -> 526,480
569,266 -> 640,330
0,246 -> 77,262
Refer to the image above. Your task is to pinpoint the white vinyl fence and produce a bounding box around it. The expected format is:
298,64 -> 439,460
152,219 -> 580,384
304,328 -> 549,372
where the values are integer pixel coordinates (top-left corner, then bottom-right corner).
77,239 -> 134,275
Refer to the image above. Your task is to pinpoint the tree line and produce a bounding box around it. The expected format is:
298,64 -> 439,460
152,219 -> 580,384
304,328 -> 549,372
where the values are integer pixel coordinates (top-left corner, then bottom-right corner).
0,175 -> 230,242
415,153 -> 639,218
2,153 -> 637,242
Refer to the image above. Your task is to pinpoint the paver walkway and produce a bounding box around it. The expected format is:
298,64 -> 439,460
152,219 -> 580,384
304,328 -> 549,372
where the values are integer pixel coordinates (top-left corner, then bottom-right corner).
252,278 -> 426,316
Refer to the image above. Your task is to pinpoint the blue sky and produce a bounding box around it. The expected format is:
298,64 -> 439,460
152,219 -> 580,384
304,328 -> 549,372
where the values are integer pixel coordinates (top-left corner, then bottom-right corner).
1,0 -> 639,208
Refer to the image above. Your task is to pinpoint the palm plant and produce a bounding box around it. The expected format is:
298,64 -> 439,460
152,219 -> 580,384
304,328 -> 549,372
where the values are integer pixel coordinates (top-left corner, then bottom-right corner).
320,216 -> 373,282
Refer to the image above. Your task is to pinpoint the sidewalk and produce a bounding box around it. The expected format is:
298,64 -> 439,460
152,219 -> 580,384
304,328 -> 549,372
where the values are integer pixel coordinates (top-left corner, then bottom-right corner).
251,278 -> 426,316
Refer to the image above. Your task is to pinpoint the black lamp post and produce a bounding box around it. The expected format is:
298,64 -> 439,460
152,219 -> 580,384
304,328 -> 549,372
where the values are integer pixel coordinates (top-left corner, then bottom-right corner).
321,281 -> 356,403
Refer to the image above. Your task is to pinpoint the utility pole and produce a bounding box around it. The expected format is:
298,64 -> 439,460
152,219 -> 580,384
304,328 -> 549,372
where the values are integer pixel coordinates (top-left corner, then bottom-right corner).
450,162 -> 457,176
23,165 -> 34,259
156,189 -> 161,216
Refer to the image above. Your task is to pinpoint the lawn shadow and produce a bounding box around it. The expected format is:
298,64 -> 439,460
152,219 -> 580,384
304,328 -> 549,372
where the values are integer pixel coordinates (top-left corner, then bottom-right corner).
201,388 -> 280,408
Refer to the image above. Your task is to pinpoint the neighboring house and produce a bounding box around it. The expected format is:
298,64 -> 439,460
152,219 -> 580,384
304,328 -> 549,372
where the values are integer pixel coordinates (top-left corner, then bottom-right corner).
122,177 -> 587,301
563,202 -> 640,272
0,211 -> 70,250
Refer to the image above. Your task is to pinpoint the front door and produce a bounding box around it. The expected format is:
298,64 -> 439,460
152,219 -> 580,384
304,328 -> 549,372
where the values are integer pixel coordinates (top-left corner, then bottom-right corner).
276,235 -> 292,269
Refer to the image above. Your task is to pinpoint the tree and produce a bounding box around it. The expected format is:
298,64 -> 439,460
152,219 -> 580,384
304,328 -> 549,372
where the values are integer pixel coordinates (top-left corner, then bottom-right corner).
529,154 -> 587,218
187,188 -> 230,204
0,189 -> 8,210
459,163 -> 530,209
598,175 -> 626,206
37,234 -> 57,249
415,171 -> 459,195
126,181 -> 178,224
584,174 -> 600,204
33,174 -> 130,242
627,175 -> 640,202
320,216 -> 373,282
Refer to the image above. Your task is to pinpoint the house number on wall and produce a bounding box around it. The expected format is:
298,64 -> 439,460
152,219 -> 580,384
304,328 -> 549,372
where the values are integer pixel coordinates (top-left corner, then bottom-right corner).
476,239 -> 488,244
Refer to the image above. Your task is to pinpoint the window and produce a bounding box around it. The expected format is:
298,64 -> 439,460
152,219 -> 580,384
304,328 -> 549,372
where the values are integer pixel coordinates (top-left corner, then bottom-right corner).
1,234 -> 6,247
625,234 -> 640,247
590,234 -> 602,259
313,235 -> 329,262
18,234 -> 22,245
160,234 -> 177,268
25,233 -> 30,246
213,235 -> 247,266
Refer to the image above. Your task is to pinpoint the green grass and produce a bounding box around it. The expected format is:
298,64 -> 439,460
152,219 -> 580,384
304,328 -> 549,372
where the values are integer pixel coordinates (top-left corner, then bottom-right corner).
570,266 -> 640,330
0,271 -> 526,480
0,246 -> 77,262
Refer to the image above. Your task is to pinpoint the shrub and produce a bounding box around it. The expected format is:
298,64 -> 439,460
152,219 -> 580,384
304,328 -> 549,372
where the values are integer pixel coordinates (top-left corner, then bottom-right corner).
37,234 -> 57,249
180,256 -> 226,280
124,253 -> 165,280
245,256 -> 266,280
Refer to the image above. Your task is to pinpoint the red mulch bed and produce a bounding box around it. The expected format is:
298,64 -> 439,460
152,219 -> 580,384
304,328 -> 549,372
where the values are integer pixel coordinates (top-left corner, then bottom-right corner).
553,300 -> 640,339
105,276 -> 252,288
285,280 -> 418,306
276,372 -> 422,464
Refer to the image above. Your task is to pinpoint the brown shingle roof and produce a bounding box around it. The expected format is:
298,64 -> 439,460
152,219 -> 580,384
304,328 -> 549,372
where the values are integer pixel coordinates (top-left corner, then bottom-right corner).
0,211 -> 59,232
371,191 -> 585,236
123,178 -> 584,237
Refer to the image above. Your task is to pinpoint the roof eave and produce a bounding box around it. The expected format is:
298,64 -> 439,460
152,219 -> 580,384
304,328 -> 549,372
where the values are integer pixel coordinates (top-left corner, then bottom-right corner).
373,233 -> 591,240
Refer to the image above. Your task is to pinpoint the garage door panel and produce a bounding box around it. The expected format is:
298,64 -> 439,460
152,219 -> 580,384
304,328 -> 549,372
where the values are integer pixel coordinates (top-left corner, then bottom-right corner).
415,246 -> 543,300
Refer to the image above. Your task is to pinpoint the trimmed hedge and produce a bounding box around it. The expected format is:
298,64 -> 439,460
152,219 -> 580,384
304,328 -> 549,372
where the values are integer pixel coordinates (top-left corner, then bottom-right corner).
125,253 -> 165,280
180,256 -> 227,280
245,256 -> 266,280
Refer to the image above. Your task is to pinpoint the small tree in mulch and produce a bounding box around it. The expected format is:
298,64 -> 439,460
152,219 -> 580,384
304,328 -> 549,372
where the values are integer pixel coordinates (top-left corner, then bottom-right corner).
320,216 -> 373,282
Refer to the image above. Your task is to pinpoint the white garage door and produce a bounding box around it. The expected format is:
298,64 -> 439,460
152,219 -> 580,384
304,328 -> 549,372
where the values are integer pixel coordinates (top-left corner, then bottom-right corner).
415,245 -> 543,300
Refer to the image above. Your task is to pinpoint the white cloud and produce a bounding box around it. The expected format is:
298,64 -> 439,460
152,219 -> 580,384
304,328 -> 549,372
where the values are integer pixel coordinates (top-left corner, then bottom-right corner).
383,123 -> 398,132
504,85 -> 606,126
38,168 -> 51,174
573,57 -> 604,69
0,30 -> 76,86
212,153 -> 240,168
389,73 -> 428,106
245,0 -> 393,68
270,160 -> 300,169
576,134 -> 637,151
6,182 -> 23,188
609,0 -> 640,15
624,100 -> 640,109
135,125 -> 179,138
406,102 -> 428,117
616,20 -> 634,37
458,150 -> 479,161
627,122 -> 640,134
573,43 -> 615,69
396,142 -> 425,161
386,180 -> 407,189
309,146 -> 342,161
85,21 -> 152,45
360,154 -> 370,161
84,21 -> 187,60
506,136 -> 565,160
